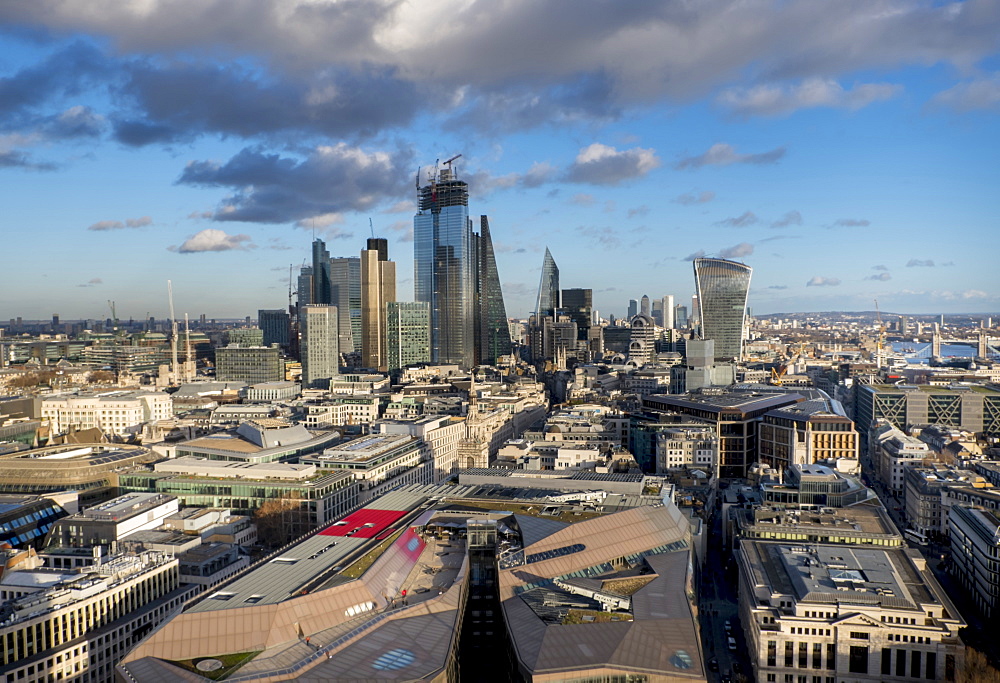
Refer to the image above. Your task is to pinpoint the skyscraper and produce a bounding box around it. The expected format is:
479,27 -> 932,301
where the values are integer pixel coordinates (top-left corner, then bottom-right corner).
535,247 -> 560,317
640,295 -> 651,318
361,238 -> 396,370
674,304 -> 688,329
258,309 -> 290,347
297,266 -> 314,308
386,301 -> 431,371
693,257 -> 753,362
475,216 -> 512,365
301,304 -> 339,387
414,166 -> 476,368
330,256 -> 361,355
628,299 -> 638,319
561,288 -> 593,339
662,295 -> 675,330
311,239 -> 332,305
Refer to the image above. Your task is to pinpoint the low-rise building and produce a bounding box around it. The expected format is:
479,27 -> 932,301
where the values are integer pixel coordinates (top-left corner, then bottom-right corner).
302,433 -> 431,505
871,423 -> 930,495
241,380 -> 300,403
738,543 -> 965,683
375,414 -> 465,482
43,492 -> 178,551
0,549 -> 197,683
40,390 -> 172,436
758,398 -> 858,471
214,344 -> 283,384
174,419 -> 339,464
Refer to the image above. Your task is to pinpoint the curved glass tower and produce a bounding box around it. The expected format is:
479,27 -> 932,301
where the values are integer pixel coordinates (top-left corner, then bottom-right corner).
414,168 -> 475,368
535,247 -> 560,318
693,257 -> 753,362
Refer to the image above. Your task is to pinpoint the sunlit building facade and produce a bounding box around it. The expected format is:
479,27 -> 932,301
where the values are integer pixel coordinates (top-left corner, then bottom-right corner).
693,257 -> 752,361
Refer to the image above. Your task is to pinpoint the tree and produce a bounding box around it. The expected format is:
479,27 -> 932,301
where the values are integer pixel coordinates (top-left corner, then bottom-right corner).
87,370 -> 116,384
253,494 -> 310,548
959,647 -> 1000,683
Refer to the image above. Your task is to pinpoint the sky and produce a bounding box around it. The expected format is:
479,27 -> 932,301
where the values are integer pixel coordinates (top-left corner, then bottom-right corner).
1,0 -> 999,322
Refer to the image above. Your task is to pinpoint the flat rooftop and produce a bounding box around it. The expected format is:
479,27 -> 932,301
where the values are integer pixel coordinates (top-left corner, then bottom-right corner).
315,434 -> 415,462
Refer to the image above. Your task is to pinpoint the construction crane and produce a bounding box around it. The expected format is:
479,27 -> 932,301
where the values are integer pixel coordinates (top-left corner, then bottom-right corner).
874,299 -> 886,370
107,300 -> 118,331
770,364 -> 787,386
442,153 -> 462,170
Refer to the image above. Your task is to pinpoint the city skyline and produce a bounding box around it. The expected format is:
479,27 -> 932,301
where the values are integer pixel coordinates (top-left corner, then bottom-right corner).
1,2 -> 999,320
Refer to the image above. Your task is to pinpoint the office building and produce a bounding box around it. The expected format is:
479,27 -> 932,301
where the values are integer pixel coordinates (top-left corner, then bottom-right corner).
644,390 -> 804,478
693,257 -> 752,361
40,391 -> 172,437
675,304 -> 688,329
360,237 -> 396,370
258,308 -> 290,347
475,216 -> 513,365
640,294 -> 651,317
949,504 -> 1000,618
301,304 -> 339,387
535,247 -> 560,318
330,256 -> 362,354
310,239 -> 332,305
0,548 -> 197,683
855,384 -> 1000,441
738,543 -> 965,683
758,398 -> 859,471
215,344 -> 283,384
627,299 -> 638,319
386,301 -> 431,371
663,294 -> 675,329
0,494 -> 70,550
561,288 -> 593,339
225,327 -> 263,347
297,265 -> 313,307
414,166 -> 476,368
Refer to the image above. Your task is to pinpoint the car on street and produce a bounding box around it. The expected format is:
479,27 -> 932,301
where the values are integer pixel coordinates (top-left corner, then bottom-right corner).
708,658 -> 718,671
724,619 -> 732,632
727,636 -> 737,651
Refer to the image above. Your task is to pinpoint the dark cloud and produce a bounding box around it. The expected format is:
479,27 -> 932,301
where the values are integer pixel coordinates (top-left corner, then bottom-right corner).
865,272 -> 892,281
675,143 -> 785,170
177,143 -> 414,224
719,242 -> 754,258
832,218 -> 870,227
627,205 -> 650,219
906,259 -> 935,267
76,277 -> 103,287
113,59 -> 421,145
37,105 -> 105,139
674,190 -> 715,205
683,250 -> 707,262
771,210 -> 803,228
0,42 -> 109,119
565,143 -> 660,185
716,211 -> 758,227
0,150 -> 57,171
807,276 -> 841,287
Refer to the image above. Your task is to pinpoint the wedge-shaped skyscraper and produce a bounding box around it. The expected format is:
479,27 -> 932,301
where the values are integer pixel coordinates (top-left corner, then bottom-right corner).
475,216 -> 512,365
693,257 -> 752,361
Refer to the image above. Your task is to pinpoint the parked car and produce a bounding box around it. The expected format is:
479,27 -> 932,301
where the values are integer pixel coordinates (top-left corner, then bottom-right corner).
727,636 -> 737,651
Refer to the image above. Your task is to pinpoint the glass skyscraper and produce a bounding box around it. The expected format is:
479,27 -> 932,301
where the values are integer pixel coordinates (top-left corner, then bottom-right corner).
475,216 -> 512,364
693,257 -> 753,362
330,256 -> 361,354
414,167 -> 476,368
535,247 -> 560,317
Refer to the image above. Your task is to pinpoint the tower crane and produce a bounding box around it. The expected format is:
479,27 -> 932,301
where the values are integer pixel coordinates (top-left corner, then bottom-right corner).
167,281 -> 179,384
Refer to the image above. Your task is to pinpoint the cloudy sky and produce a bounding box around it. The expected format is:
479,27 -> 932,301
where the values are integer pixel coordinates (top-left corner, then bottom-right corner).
2,0 -> 998,321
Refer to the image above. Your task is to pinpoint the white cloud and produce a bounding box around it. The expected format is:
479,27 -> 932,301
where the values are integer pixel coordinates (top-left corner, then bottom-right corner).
931,73 -> 1000,112
718,78 -> 901,117
807,276 -> 841,287
674,190 -> 715,205
172,228 -> 253,253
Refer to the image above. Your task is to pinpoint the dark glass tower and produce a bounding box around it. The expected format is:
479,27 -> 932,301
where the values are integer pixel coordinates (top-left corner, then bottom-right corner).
414,166 -> 476,368
311,239 -> 332,305
561,288 -> 593,340
693,257 -> 752,362
330,256 -> 361,354
535,247 -> 560,317
475,215 -> 512,364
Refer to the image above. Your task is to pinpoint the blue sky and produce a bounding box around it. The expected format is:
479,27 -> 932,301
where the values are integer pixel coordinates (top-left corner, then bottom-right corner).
1,1 -> 998,321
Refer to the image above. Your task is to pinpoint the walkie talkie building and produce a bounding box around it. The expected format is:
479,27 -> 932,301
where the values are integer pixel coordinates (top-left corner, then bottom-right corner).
693,257 -> 753,362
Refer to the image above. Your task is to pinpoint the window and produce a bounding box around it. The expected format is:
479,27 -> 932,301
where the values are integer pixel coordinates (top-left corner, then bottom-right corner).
882,648 -> 892,675
849,646 -> 869,674
850,632 -> 869,640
